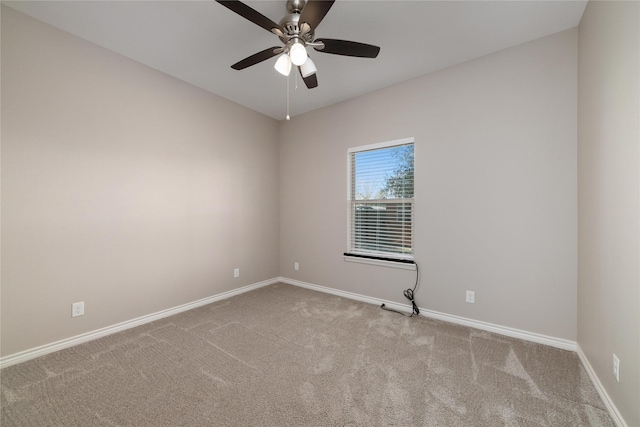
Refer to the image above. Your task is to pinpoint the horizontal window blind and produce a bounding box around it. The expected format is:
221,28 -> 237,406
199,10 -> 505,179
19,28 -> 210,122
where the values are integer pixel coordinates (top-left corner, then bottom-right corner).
348,140 -> 414,259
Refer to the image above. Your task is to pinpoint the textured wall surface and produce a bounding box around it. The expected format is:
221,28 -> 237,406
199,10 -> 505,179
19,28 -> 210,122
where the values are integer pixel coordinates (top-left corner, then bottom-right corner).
577,1 -> 640,426
279,29 -> 578,341
1,6 -> 280,357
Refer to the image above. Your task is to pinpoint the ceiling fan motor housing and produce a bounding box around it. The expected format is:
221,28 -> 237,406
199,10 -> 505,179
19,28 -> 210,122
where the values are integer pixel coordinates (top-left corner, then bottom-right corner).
286,0 -> 305,14
278,13 -> 314,44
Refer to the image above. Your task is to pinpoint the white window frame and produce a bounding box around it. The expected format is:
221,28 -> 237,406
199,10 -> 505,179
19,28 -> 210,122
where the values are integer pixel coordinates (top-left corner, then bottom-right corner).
345,137 -> 415,270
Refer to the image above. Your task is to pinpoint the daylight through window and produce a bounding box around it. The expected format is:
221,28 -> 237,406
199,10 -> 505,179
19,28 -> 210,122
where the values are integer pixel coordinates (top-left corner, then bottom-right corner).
348,138 -> 414,260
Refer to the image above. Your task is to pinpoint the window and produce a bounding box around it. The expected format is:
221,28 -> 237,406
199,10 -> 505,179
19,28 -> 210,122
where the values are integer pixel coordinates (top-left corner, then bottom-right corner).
347,138 -> 414,263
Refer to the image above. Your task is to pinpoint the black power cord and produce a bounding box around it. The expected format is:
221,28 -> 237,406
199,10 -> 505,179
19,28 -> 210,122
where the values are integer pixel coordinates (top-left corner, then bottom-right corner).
381,262 -> 420,317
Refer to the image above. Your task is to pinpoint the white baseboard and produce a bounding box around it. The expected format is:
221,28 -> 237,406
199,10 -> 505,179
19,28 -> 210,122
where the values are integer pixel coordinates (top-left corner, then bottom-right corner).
421,309 -> 576,351
0,278 -> 279,369
577,345 -> 627,427
278,276 -> 576,351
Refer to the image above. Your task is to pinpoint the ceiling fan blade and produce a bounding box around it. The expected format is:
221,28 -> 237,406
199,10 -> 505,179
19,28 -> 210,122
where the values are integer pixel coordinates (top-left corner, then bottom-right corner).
314,39 -> 380,58
299,0 -> 335,30
216,0 -> 281,33
299,67 -> 318,89
231,47 -> 281,70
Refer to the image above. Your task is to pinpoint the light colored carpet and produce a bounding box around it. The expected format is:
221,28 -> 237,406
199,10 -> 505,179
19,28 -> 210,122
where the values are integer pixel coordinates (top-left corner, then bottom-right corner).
1,283 -> 613,426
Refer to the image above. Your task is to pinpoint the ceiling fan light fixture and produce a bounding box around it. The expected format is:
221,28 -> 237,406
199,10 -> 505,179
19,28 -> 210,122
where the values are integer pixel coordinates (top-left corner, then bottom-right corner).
217,0 -> 381,91
300,57 -> 317,78
289,41 -> 308,66
274,53 -> 292,76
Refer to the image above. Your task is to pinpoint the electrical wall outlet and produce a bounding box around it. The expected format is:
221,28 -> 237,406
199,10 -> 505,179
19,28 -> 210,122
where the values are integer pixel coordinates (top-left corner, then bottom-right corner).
72,302 -> 84,317
613,354 -> 620,382
233,268 -> 240,278
465,291 -> 475,304
294,262 -> 299,271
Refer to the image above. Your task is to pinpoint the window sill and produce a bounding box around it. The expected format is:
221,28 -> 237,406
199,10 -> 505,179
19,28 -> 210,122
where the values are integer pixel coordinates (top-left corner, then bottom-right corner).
343,255 -> 416,270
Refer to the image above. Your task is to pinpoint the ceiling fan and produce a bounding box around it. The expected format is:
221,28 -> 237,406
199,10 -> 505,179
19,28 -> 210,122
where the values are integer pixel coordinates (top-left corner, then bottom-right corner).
216,0 -> 380,89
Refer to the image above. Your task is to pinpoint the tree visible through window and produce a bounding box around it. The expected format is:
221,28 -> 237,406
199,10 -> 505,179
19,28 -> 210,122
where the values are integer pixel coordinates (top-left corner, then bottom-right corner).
348,139 -> 414,259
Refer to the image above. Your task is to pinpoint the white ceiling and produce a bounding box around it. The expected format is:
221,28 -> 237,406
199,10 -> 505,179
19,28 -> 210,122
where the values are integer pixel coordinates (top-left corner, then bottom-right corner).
3,1 -> 586,120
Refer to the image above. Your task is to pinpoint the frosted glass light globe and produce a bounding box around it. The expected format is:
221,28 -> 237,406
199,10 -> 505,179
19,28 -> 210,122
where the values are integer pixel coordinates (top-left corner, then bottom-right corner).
300,57 -> 316,78
289,42 -> 308,66
274,54 -> 292,76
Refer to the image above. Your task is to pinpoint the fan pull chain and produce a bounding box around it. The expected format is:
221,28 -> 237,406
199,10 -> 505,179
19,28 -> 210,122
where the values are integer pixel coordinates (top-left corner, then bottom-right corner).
285,71 -> 290,121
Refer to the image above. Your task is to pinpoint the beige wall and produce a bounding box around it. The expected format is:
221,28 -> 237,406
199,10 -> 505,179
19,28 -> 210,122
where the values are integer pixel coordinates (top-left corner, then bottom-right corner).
578,1 -> 640,425
280,29 -> 578,341
1,7 -> 280,357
